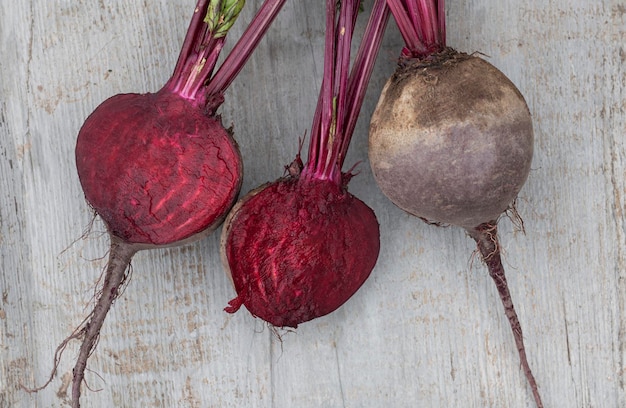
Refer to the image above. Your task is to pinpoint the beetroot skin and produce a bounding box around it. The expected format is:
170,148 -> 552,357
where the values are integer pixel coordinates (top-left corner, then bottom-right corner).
369,52 -> 533,229
76,91 -> 242,245
221,176 -> 380,328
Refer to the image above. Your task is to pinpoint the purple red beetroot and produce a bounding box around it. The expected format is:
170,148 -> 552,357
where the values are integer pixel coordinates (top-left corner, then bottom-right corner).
76,91 -> 241,245
221,0 -> 390,328
368,1 -> 542,407
28,1 -> 288,407
222,176 -> 380,327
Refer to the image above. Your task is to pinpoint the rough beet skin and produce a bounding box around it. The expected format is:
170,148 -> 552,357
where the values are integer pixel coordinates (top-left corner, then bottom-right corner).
221,176 -> 380,328
76,91 -> 242,245
369,51 -> 533,229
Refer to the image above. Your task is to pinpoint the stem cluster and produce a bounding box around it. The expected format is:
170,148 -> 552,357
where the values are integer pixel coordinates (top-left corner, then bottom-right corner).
166,0 -> 287,113
304,0 -> 390,184
386,0 -> 446,58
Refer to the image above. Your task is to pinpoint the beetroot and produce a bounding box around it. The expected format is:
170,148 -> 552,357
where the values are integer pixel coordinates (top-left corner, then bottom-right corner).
29,1 -> 287,406
369,51 -> 533,229
368,1 -> 542,407
221,0 -> 390,328
76,91 -> 241,245
222,176 -> 380,327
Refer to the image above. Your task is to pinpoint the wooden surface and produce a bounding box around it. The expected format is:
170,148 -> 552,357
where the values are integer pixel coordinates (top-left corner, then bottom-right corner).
1,1 -> 625,407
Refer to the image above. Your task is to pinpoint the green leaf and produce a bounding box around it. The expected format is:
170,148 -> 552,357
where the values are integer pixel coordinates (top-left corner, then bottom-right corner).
204,0 -> 246,38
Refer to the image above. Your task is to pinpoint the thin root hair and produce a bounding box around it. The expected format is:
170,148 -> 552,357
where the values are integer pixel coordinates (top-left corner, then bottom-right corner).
82,368 -> 105,393
505,199 -> 526,234
20,319 -> 85,393
59,211 -> 101,257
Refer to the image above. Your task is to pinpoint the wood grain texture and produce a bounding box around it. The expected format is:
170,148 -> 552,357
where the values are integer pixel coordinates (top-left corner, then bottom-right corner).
1,0 -> 624,407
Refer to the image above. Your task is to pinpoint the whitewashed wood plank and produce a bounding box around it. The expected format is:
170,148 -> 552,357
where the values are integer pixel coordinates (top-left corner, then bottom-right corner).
1,0 -> 625,407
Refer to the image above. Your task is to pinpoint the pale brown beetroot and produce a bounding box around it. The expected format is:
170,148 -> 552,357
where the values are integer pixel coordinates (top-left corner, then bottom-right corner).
368,1 -> 542,407
369,51 -> 533,229
220,0 -> 389,328
27,1 -> 287,407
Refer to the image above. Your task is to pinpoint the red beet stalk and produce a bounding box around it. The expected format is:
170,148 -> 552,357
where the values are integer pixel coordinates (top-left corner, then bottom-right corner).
220,0 -> 390,328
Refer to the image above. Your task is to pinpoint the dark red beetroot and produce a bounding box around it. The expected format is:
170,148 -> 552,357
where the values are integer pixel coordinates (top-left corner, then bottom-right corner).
76,91 -> 241,245
222,176 -> 380,327
28,1 -> 287,407
221,0 -> 390,328
368,1 -> 542,407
